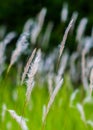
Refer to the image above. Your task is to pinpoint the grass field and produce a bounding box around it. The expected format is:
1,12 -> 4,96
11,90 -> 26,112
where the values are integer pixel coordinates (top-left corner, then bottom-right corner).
0,72 -> 93,130
0,6 -> 93,130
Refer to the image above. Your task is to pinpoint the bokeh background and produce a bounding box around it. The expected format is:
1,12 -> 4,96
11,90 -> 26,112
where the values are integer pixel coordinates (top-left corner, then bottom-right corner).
0,0 -> 93,51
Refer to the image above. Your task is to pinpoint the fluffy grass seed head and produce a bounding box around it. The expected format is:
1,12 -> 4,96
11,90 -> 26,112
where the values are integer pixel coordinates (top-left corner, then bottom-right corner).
59,19 -> 73,61
76,103 -> 86,123
31,8 -> 47,44
8,109 -> 28,130
8,32 -> 29,73
26,49 -> 41,102
42,78 -> 63,124
89,68 -> 93,95
21,48 -> 36,85
61,2 -> 68,22
76,18 -> 88,42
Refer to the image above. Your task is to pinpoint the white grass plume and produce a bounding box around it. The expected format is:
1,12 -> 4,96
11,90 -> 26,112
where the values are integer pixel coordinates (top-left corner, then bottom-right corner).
8,109 -> 28,130
42,78 -> 63,124
83,96 -> 93,104
59,19 -> 73,61
82,37 -> 93,54
0,42 -> 6,75
1,104 -> 7,122
76,18 -> 88,42
21,48 -> 36,85
0,32 -> 16,53
70,52 -> 79,82
61,2 -> 68,22
42,105 -> 46,123
23,19 -> 34,33
58,51 -> 69,76
37,7 -> 47,28
3,31 -> 16,45
54,75 -> 62,87
76,103 -> 86,123
81,49 -> 88,91
31,8 -> 47,44
86,58 -> 93,71
0,32 -> 16,75
48,73 -> 53,96
8,32 -> 29,72
41,22 -> 53,48
70,11 -> 78,33
26,49 -> 41,102
87,120 -> 93,127
70,89 -> 79,107
89,68 -> 93,95
44,48 -> 58,72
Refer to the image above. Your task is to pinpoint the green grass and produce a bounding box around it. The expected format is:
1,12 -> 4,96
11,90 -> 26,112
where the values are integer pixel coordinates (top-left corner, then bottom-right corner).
0,73 -> 93,130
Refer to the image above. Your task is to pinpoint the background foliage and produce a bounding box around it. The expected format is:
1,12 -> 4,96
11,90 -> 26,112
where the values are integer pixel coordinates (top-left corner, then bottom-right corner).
0,0 -> 93,43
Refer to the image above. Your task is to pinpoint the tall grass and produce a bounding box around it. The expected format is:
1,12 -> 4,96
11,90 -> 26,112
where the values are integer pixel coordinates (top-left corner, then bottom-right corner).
0,4 -> 93,130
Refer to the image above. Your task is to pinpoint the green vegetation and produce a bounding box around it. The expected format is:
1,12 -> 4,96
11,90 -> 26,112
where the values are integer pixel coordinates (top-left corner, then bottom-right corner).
0,73 -> 93,130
